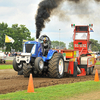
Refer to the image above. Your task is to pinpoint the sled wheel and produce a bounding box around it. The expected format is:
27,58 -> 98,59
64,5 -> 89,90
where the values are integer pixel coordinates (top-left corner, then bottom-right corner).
89,66 -> 94,75
86,67 -> 89,75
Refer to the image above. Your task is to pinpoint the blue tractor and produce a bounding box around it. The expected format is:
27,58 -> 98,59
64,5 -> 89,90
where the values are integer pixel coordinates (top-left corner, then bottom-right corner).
13,35 -> 65,78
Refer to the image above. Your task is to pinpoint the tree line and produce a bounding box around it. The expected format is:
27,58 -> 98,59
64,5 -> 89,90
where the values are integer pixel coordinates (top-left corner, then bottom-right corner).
0,22 -> 35,52
0,22 -> 67,52
1,22 -> 98,52
68,39 -> 100,52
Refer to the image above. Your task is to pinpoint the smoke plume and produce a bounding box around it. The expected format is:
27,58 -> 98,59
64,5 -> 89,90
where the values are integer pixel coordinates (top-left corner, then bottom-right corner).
35,0 -> 100,39
35,0 -> 65,39
95,0 -> 100,2
68,0 -> 80,3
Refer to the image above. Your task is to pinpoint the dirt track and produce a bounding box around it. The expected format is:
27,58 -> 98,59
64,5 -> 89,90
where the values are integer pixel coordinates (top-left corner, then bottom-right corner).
0,61 -> 12,65
0,61 -> 100,94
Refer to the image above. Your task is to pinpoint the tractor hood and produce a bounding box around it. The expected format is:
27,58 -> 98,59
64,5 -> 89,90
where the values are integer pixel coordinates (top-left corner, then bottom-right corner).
23,41 -> 42,57
23,41 -> 37,53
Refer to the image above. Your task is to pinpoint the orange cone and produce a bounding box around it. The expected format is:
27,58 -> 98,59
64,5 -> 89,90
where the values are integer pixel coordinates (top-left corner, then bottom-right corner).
94,69 -> 99,82
27,73 -> 34,93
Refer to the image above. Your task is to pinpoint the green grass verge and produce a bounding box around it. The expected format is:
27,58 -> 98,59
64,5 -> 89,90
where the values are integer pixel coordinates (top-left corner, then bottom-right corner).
0,80 -> 100,100
6,60 -> 12,62
0,61 -> 99,70
95,61 -> 100,65
0,65 -> 13,69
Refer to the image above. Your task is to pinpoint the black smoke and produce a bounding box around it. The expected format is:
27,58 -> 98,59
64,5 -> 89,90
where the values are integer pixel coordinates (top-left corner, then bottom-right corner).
35,0 -> 100,39
68,0 -> 80,3
95,0 -> 100,2
35,0 -> 65,39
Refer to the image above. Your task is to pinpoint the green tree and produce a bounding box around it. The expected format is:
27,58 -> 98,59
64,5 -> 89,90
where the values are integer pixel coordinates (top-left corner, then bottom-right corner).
8,24 -> 31,51
68,39 -> 100,51
90,39 -> 99,51
92,45 -> 98,51
68,42 -> 74,50
0,22 -> 8,51
0,22 -> 35,52
51,41 -> 66,49
28,37 -> 35,41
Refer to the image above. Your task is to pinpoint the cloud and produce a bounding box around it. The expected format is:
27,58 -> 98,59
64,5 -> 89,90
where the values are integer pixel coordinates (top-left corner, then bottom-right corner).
0,0 -> 40,7
0,0 -> 100,48
0,0 -> 40,31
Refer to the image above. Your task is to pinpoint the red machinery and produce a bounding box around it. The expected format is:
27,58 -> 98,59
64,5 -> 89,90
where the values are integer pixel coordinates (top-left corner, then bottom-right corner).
58,24 -> 95,77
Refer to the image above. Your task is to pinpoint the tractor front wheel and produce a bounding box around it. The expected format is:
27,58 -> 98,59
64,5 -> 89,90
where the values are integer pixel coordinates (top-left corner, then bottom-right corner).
48,53 -> 65,78
23,63 -> 32,77
34,57 -> 44,72
13,58 -> 23,71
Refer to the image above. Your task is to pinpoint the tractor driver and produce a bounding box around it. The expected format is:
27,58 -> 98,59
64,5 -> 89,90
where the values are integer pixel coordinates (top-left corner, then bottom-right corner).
43,37 -> 48,56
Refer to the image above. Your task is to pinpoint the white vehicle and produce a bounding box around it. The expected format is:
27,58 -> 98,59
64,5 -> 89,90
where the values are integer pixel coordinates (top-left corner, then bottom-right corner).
0,51 -> 6,63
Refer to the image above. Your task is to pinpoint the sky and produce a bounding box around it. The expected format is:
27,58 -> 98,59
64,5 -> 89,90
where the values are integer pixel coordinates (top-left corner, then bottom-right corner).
0,0 -> 100,48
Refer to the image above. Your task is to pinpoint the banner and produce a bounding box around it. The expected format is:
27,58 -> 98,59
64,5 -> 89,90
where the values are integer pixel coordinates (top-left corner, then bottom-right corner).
5,35 -> 14,43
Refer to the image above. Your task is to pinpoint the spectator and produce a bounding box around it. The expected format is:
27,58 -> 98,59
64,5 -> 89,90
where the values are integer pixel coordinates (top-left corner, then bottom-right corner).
15,52 -> 17,56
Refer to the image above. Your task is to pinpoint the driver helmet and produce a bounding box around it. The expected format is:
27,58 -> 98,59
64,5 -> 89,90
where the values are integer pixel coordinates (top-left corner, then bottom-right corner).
43,37 -> 48,43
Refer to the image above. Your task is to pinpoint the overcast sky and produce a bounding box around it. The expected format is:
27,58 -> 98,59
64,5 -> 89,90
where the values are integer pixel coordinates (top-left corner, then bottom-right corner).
0,0 -> 100,48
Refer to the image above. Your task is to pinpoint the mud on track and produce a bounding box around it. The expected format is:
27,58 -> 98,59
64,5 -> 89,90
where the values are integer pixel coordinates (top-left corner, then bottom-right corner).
0,62 -> 100,94
0,61 -> 12,65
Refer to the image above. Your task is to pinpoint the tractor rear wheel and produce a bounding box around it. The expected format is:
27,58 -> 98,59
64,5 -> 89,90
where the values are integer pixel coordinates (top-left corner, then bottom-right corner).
48,53 -> 64,78
13,58 -> 23,71
4,60 -> 6,63
23,63 -> 32,77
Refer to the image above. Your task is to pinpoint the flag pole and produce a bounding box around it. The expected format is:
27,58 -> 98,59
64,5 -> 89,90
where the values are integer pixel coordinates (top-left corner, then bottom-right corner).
4,34 -> 6,52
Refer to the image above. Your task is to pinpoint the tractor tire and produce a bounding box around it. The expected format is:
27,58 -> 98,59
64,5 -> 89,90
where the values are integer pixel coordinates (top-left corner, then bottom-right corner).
86,67 -> 89,75
48,53 -> 65,78
89,66 -> 94,75
4,60 -> 6,63
13,58 -> 23,71
73,62 -> 78,77
34,57 -> 44,72
18,70 -> 23,75
32,70 -> 39,77
23,63 -> 32,77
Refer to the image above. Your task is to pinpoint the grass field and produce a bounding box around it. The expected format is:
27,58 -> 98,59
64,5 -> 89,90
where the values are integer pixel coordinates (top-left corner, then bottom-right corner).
0,60 -> 13,69
0,60 -> 100,70
6,60 -> 12,61
0,61 -> 100,99
95,61 -> 100,65
0,65 -> 13,69
0,81 -> 100,100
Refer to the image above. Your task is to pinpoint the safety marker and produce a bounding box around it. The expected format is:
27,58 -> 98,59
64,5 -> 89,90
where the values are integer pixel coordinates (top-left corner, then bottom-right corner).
94,69 -> 99,82
27,73 -> 34,93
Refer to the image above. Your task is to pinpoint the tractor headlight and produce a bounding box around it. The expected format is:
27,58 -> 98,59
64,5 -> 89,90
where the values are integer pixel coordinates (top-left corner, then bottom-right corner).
31,44 -> 36,54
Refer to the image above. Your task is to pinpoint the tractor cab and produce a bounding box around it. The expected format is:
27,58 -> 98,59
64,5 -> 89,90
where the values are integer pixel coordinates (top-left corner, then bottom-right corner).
72,24 -> 93,55
38,35 -> 51,56
22,35 -> 51,58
